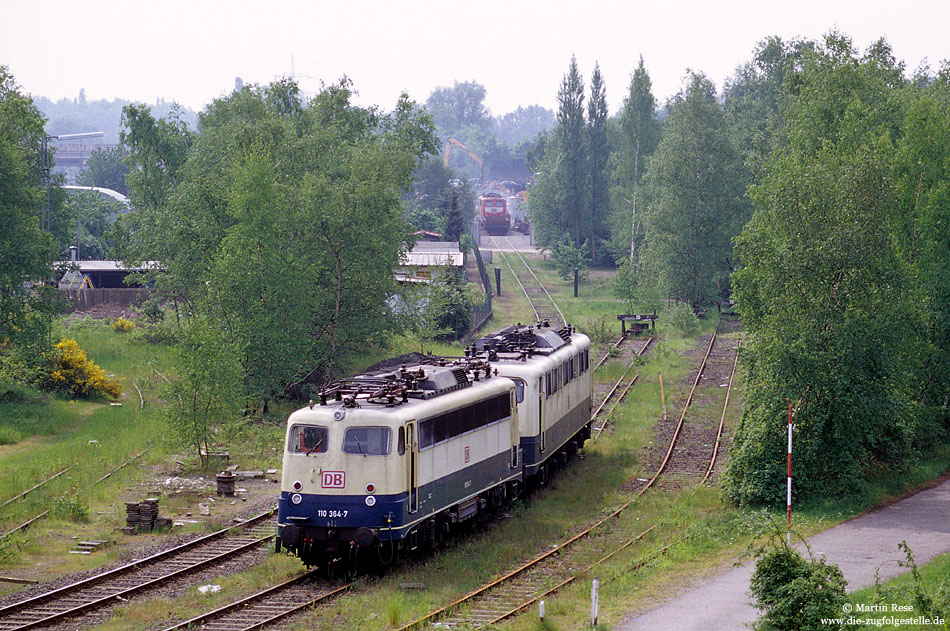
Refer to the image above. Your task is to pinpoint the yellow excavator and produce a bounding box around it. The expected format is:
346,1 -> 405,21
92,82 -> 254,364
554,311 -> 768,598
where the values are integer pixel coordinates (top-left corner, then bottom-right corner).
442,138 -> 484,186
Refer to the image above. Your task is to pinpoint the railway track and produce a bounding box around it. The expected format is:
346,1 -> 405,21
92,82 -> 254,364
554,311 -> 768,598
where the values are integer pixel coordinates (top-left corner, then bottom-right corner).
0,467 -> 74,511
702,338 -> 741,485
497,238 -> 566,327
167,329 -> 736,631
161,572 -> 353,631
0,448 -> 150,541
637,326 -> 741,493
491,238 -> 644,379
389,326 -> 740,629
0,510 -> 276,631
593,334 -> 627,372
591,336 -> 655,441
395,514 -> 656,631
160,303 -> 737,631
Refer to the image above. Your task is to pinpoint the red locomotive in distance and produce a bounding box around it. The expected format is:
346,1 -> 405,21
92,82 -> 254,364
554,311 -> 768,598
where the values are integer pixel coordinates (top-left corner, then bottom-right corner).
479,192 -> 510,236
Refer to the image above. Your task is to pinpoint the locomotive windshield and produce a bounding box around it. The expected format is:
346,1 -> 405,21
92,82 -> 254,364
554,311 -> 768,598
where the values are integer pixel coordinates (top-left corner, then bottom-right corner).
290,425 -> 328,454
512,378 -> 525,403
342,426 -> 391,456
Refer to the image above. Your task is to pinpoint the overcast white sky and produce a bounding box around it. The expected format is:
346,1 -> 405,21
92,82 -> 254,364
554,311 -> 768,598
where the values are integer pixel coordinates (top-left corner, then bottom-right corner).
3,0 -> 948,117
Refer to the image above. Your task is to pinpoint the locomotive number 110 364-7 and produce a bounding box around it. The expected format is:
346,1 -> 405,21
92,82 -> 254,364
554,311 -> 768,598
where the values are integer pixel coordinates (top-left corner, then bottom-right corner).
317,509 -> 348,518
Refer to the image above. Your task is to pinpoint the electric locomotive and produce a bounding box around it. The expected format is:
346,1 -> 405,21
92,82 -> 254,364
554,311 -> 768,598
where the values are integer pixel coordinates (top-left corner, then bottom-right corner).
473,322 -> 592,486
277,322 -> 592,574
277,358 -> 521,573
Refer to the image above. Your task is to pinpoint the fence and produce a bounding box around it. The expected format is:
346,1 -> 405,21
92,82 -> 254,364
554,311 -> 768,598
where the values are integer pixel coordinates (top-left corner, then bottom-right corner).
59,288 -> 150,312
465,246 -> 494,344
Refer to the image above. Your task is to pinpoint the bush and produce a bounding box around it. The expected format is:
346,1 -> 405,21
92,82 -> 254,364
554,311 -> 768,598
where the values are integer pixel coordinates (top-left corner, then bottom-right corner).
142,297 -> 165,323
664,300 -> 700,337
433,272 -> 481,341
130,319 -> 181,346
43,338 -> 122,399
51,493 -> 89,522
112,317 -> 135,333
0,378 -> 36,404
551,237 -> 590,281
0,531 -> 24,562
0,426 -> 22,445
0,350 -> 47,391
583,314 -> 614,345
750,541 -> 847,631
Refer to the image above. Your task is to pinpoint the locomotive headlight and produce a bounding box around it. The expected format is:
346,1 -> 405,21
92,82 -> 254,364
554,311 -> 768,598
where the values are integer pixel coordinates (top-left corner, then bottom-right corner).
364,495 -> 376,507
293,480 -> 302,491
291,493 -> 302,505
366,483 -> 375,493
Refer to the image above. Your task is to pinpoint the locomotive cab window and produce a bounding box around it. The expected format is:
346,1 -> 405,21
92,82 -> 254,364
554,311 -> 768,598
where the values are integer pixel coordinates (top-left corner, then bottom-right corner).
290,425 -> 328,454
511,378 -> 525,403
343,427 -> 391,456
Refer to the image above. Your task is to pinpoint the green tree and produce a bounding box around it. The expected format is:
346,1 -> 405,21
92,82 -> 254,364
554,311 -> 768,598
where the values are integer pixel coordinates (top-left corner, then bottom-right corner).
116,79 -> 436,409
586,63 -> 610,264
725,34 -> 932,505
0,66 -> 56,360
611,56 -> 661,264
168,316 -> 241,465
76,145 -> 129,195
62,190 -> 123,260
723,36 -> 812,177
426,81 -> 494,139
433,269 -> 479,340
120,103 -> 194,213
557,56 -> 588,248
641,72 -> 749,308
407,156 -> 474,238
892,72 -> 950,444
529,57 -> 589,252
551,237 -> 590,281
496,105 -> 555,147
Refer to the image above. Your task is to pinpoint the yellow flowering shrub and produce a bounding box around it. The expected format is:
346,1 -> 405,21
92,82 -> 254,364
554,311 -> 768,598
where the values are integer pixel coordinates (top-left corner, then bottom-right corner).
45,338 -> 122,399
113,317 -> 135,333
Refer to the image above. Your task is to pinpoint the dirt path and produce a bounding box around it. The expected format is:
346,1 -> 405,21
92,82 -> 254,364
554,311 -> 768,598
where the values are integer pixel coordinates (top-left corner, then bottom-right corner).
617,477 -> 950,630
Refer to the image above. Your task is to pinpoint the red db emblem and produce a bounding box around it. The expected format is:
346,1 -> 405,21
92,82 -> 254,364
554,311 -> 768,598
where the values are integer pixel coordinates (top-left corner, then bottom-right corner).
321,471 -> 345,488
464,446 -> 470,463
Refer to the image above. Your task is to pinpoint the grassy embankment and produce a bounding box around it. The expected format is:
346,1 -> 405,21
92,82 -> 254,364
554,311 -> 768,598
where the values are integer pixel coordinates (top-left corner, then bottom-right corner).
847,551 -> 950,630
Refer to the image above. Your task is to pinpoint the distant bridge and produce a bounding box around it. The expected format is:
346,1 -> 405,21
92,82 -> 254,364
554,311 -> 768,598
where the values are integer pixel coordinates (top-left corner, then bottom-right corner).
52,143 -> 118,168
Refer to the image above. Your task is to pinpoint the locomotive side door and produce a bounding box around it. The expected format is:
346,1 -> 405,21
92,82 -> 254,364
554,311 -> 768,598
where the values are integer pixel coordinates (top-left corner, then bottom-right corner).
405,421 -> 419,514
538,376 -> 545,453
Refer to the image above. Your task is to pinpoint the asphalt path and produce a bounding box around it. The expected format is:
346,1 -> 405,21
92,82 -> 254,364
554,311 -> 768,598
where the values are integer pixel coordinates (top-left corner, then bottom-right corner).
618,478 -> 950,630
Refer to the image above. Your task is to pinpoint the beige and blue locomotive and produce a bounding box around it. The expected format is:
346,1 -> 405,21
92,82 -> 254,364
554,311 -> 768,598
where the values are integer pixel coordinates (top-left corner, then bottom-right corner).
277,323 -> 591,573
474,322 -> 592,486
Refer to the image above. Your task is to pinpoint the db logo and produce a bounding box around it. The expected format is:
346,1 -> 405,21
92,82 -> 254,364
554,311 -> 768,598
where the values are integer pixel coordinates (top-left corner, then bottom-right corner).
321,471 -> 345,488
464,446 -> 470,463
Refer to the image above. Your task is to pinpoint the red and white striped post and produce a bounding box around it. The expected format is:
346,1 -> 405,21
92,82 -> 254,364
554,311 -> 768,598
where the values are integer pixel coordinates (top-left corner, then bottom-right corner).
786,402 -> 793,546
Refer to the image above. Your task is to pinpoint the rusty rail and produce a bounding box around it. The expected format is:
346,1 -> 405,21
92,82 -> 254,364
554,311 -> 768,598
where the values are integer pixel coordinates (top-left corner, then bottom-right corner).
637,327 -> 719,496
702,338 -> 741,485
